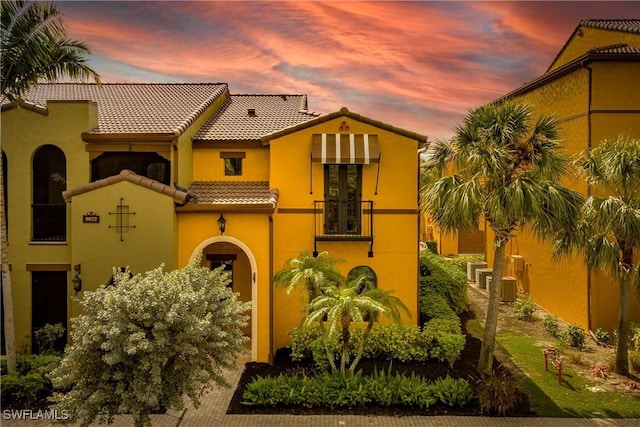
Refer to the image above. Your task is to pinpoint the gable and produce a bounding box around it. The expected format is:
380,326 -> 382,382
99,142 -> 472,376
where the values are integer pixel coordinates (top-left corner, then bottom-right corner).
548,20 -> 640,72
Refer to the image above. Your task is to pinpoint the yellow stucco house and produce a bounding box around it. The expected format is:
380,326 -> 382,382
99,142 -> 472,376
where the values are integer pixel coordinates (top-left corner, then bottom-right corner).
1,84 -> 427,361
432,19 -> 640,333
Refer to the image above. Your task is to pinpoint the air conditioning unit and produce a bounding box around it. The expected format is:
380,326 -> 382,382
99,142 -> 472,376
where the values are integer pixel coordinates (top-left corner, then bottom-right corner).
511,255 -> 524,272
467,261 -> 487,282
475,268 -> 493,290
486,275 -> 517,302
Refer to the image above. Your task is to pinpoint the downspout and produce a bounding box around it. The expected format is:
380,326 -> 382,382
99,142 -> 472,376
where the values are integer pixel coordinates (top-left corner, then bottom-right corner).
583,61 -> 593,332
268,214 -> 275,364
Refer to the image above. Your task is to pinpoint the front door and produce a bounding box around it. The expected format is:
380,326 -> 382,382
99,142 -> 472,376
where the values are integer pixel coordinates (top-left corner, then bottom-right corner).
324,164 -> 362,234
32,271 -> 67,353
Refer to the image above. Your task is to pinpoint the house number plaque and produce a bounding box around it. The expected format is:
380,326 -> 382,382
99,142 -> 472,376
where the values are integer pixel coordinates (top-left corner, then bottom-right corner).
82,212 -> 100,223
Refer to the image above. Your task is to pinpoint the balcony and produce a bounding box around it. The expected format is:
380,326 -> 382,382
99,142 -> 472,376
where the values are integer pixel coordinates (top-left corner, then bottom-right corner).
32,204 -> 66,242
313,200 -> 373,257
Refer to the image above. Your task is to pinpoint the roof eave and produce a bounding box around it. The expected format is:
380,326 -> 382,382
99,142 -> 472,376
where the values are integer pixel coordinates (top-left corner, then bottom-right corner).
82,131 -> 179,144
175,203 -> 277,213
260,107 -> 428,145
497,51 -> 640,102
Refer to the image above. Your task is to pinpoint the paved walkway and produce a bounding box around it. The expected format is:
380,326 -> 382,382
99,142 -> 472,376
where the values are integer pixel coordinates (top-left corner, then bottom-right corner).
3,358 -> 639,427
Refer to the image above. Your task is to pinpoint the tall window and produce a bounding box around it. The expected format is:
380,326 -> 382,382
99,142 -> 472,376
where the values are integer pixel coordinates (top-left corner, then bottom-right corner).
32,145 -> 66,241
2,151 -> 8,239
324,164 -> 362,234
91,152 -> 169,184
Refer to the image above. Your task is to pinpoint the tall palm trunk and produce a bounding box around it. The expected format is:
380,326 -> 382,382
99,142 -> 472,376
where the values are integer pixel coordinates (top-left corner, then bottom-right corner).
615,244 -> 632,375
0,158 -> 16,374
478,232 -> 507,375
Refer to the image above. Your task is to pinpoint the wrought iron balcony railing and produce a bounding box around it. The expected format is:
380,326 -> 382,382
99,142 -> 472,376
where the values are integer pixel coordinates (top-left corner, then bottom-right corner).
313,200 -> 373,256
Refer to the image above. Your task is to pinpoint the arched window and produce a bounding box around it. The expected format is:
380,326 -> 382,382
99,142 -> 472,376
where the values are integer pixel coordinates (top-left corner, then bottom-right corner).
347,266 -> 377,293
32,145 -> 66,241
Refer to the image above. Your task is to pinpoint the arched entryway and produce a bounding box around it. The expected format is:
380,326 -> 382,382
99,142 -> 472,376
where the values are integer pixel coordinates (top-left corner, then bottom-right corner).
189,236 -> 257,360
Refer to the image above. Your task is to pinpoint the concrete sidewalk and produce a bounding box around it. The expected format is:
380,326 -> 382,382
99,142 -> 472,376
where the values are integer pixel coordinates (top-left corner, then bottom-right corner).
3,359 -> 639,427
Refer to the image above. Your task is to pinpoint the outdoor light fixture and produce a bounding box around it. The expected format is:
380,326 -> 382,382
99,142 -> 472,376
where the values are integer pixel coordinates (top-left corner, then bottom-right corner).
72,264 -> 82,293
217,214 -> 226,235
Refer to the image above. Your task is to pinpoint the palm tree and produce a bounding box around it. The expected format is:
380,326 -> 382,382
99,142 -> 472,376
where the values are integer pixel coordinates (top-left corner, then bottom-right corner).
303,275 -> 410,373
1,0 -> 101,103
554,135 -> 640,375
421,101 -> 584,375
1,0 -> 100,374
273,251 -> 345,303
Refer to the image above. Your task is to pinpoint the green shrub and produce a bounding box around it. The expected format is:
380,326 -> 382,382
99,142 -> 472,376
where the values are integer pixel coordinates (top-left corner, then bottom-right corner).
419,288 -> 457,322
565,324 -> 586,349
432,376 -> 475,408
446,254 -> 484,273
594,328 -> 610,345
49,257 -> 250,427
513,300 -> 535,321
423,317 -> 465,367
543,314 -> 560,337
34,323 -> 65,353
0,354 -> 61,407
365,324 -> 429,362
242,370 -> 470,409
477,369 -> 518,415
397,372 -> 437,409
289,325 -> 322,361
419,252 -> 467,320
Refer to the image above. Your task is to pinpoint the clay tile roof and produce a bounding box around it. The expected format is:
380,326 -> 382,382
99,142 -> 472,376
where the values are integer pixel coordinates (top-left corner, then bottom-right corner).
187,181 -> 279,207
5,83 -> 228,135
194,95 -> 318,142
580,19 -> 640,34
62,169 -> 190,204
589,43 -> 640,54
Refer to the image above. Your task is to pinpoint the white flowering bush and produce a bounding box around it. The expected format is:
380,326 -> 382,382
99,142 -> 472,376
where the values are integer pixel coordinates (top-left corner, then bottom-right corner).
49,255 -> 250,427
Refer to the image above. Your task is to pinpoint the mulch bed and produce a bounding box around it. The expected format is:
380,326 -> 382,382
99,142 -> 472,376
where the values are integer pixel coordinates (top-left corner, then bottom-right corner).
226,311 -> 535,416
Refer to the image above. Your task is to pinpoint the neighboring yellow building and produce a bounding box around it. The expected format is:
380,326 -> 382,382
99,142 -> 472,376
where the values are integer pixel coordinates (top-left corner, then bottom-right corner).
1,85 -> 427,362
433,20 -> 640,333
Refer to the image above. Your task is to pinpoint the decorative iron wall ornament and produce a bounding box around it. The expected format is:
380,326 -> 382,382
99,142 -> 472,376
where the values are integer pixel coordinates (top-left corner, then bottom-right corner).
108,198 -> 136,241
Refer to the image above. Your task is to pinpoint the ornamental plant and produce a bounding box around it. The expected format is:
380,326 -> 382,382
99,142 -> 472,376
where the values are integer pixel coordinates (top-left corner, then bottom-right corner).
49,255 -> 250,427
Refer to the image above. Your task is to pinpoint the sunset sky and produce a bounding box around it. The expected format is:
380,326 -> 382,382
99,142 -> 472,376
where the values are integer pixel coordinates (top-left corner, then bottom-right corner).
56,1 -> 639,140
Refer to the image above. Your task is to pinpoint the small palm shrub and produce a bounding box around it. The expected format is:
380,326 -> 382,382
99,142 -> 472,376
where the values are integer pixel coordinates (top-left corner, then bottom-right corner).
543,314 -> 560,337
565,324 -> 586,349
594,328 -> 610,345
513,300 -> 535,321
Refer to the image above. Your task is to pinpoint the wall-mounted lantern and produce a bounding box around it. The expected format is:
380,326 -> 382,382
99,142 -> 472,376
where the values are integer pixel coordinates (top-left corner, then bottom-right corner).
217,214 -> 226,235
72,264 -> 82,293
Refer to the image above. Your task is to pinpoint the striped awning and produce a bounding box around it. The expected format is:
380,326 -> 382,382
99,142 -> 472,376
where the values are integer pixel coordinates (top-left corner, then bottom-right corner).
311,134 -> 380,164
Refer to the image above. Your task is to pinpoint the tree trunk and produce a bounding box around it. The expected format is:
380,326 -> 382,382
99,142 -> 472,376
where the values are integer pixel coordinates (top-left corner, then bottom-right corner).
615,245 -> 632,375
340,315 -> 351,374
0,157 -> 17,374
349,319 -> 374,372
478,234 -> 507,375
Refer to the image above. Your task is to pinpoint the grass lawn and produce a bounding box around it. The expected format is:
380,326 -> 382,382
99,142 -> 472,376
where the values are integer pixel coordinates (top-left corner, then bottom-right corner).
498,330 -> 640,418
466,314 -> 640,418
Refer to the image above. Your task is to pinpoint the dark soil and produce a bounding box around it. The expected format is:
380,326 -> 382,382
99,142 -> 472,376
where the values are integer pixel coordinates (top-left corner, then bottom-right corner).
226,310 -> 536,416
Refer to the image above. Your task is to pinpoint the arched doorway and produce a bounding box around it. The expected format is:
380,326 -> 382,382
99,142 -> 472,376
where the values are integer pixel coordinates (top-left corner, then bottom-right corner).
189,236 -> 257,360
